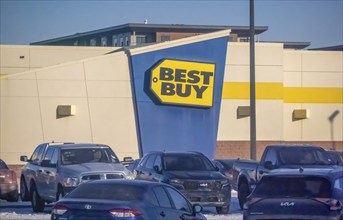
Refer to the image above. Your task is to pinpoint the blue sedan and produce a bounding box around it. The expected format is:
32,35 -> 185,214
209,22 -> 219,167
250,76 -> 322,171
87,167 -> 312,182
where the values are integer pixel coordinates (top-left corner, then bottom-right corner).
51,179 -> 207,220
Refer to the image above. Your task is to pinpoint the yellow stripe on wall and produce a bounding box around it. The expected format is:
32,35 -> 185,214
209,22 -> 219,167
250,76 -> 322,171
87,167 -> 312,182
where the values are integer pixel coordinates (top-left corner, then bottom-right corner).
222,82 -> 343,103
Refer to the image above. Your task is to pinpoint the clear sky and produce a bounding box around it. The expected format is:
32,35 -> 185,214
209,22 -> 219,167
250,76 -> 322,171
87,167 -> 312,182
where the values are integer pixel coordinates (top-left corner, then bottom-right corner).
0,0 -> 342,49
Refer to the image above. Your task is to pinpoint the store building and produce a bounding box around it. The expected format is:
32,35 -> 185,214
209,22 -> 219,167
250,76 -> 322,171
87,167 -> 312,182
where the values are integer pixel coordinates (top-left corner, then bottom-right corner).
1,28 -> 342,168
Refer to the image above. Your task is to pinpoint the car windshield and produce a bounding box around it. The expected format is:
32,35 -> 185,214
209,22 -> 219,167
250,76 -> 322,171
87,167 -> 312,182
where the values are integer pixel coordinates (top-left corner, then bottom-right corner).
278,148 -> 332,165
164,155 -> 216,171
61,148 -> 120,165
67,183 -> 144,201
254,176 -> 332,198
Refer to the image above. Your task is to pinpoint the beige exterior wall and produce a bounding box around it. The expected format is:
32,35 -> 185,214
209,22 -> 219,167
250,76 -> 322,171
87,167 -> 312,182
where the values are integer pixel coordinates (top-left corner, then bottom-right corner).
1,51 -> 139,164
1,38 -> 342,164
0,45 -> 118,76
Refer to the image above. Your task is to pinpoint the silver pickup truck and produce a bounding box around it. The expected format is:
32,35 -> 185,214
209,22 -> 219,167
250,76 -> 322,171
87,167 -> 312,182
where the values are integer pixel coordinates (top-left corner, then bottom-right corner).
20,142 -> 134,212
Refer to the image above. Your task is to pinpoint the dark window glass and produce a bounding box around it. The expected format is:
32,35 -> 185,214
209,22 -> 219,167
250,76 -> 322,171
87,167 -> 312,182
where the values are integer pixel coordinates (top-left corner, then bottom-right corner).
0,159 -> 8,169
67,183 -> 143,201
254,176 -> 332,198
161,35 -> 170,42
61,147 -> 119,165
147,189 -> 159,206
50,149 -> 58,164
164,155 -> 215,171
44,147 -> 55,161
145,155 -> 156,169
153,186 -> 172,208
165,186 -> 191,212
264,149 -> 277,166
278,148 -> 331,165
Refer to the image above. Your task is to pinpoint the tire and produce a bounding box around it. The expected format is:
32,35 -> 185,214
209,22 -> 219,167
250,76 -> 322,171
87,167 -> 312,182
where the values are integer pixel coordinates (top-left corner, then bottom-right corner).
31,184 -> 45,212
238,181 -> 250,210
56,185 -> 64,201
20,177 -> 30,201
216,205 -> 229,214
6,190 -> 19,202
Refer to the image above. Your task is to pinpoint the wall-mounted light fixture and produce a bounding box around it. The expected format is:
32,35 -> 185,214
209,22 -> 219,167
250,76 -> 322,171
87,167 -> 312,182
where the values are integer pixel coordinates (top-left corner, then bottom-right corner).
237,106 -> 250,119
292,109 -> 309,121
57,105 -> 76,118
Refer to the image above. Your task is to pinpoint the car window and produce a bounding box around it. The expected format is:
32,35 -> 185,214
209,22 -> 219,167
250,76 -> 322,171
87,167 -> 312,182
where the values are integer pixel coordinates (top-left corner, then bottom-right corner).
264,149 -> 277,166
254,176 -> 332,198
0,159 -> 9,169
145,155 -> 157,169
61,148 -> 119,165
44,147 -> 55,161
164,155 -> 215,171
153,155 -> 162,170
165,186 -> 191,212
50,149 -> 59,164
334,177 -> 343,190
67,183 -> 144,201
153,186 -> 172,208
278,148 -> 331,165
30,144 -> 46,163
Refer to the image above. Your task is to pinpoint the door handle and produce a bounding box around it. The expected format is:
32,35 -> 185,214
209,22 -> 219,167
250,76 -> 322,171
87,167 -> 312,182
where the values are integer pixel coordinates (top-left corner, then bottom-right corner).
38,169 -> 43,173
160,211 -> 166,217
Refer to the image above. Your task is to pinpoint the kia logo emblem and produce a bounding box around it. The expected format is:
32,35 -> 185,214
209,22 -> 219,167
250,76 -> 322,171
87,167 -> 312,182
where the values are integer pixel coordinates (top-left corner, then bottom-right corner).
280,202 -> 295,207
85,204 -> 92,209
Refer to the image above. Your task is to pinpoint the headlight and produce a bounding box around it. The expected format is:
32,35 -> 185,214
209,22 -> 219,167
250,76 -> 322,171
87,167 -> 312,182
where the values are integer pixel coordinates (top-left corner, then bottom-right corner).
63,177 -> 79,187
169,179 -> 184,189
218,179 -> 230,189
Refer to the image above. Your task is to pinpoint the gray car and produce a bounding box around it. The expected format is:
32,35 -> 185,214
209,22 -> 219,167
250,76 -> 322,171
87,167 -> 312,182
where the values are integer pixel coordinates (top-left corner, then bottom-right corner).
20,142 -> 134,212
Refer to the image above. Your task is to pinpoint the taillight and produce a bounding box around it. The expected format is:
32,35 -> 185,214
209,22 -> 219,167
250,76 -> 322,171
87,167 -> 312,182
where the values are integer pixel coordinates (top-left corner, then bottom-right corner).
11,171 -> 17,183
110,208 -> 142,217
51,205 -> 68,215
315,198 -> 343,211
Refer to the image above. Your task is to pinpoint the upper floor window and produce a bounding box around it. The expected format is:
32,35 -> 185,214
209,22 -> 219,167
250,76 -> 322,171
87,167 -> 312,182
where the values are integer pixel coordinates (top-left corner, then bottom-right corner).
161,35 -> 170,42
125,36 -> 129,46
101,37 -> 107,46
136,35 -> 146,45
90,38 -> 97,46
112,36 -> 117,46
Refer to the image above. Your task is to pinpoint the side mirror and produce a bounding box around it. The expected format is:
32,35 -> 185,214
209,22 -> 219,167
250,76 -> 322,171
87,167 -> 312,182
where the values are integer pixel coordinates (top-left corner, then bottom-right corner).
123,157 -> 134,162
264,161 -> 274,170
192,204 -> 203,214
20,156 -> 28,162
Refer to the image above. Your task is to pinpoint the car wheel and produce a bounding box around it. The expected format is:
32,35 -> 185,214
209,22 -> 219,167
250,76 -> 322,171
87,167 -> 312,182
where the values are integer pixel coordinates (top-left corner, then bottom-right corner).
20,177 -> 30,201
56,185 -> 64,201
216,205 -> 229,214
6,190 -> 19,202
31,184 -> 45,212
238,181 -> 250,210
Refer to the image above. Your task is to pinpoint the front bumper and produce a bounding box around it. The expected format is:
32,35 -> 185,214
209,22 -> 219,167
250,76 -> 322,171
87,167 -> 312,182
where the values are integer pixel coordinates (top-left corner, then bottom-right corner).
180,187 -> 231,207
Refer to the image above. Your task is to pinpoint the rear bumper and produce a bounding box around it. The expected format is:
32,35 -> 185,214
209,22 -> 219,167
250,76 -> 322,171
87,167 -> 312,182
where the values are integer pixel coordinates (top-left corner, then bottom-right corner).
243,212 -> 341,220
0,183 -> 18,199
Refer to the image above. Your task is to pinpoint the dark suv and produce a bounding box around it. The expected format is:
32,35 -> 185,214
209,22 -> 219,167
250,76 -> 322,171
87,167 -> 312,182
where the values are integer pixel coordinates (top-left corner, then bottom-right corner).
134,151 -> 231,214
243,167 -> 343,220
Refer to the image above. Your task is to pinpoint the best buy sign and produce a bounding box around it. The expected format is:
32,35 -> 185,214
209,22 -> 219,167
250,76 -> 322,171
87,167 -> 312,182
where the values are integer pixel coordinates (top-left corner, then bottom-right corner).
150,59 -> 215,107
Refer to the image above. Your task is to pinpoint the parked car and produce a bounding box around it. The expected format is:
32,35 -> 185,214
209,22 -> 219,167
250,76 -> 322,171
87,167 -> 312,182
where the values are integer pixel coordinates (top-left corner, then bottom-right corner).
134,151 -> 231,214
0,159 -> 19,202
243,167 -> 343,220
126,159 -> 141,177
51,179 -> 207,220
20,142 -> 134,212
327,150 -> 343,166
231,144 -> 335,209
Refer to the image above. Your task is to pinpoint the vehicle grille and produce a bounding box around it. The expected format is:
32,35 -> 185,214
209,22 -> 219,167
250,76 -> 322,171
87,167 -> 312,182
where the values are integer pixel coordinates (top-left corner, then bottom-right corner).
183,180 -> 222,190
81,173 -> 124,182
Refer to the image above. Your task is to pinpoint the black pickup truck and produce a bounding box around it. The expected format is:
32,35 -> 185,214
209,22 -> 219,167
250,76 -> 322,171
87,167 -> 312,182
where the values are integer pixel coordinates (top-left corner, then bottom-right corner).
231,144 -> 335,209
